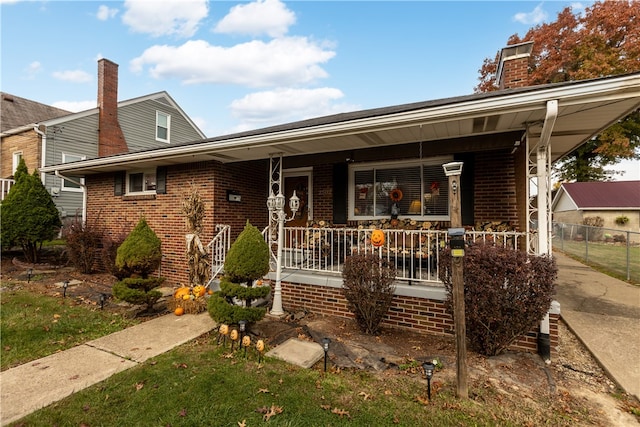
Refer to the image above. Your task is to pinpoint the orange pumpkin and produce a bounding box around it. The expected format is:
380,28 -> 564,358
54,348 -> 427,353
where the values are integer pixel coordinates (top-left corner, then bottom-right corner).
256,339 -> 265,352
219,324 -> 229,335
371,229 -> 385,247
230,329 -> 239,341
192,285 -> 206,297
174,287 -> 191,299
174,307 -> 185,316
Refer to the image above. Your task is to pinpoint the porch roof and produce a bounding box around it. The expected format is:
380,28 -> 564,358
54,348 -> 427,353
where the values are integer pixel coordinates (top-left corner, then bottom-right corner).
40,73 -> 640,176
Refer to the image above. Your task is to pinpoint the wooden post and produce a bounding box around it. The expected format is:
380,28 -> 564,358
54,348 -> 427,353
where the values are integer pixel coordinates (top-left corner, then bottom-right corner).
446,164 -> 468,399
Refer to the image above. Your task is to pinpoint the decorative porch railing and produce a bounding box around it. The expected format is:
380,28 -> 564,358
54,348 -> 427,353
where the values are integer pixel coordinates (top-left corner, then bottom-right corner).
1,178 -> 15,201
278,226 -> 528,285
208,224 -> 232,281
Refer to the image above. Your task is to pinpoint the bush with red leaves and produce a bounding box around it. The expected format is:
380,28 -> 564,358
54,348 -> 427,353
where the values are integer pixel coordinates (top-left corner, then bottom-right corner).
438,243 -> 557,356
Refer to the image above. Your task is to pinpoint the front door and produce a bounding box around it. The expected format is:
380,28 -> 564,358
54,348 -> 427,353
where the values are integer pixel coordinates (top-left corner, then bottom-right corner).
284,172 -> 311,227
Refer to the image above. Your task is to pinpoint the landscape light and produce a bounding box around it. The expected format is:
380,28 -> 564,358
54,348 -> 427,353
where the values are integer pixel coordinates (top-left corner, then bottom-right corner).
322,337 -> 331,372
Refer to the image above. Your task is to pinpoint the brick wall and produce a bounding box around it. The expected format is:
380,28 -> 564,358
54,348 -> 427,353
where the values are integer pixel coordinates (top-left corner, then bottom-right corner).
312,164 -> 333,221
86,159 -> 269,285
1,130 -> 40,178
473,150 -> 520,229
281,281 -> 558,355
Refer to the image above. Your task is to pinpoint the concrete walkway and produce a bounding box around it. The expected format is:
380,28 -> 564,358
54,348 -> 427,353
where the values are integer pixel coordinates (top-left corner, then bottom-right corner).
553,251 -> 640,400
0,312 -> 216,426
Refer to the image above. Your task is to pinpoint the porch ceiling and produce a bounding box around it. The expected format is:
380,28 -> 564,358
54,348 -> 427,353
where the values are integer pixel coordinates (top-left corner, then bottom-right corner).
40,73 -> 640,176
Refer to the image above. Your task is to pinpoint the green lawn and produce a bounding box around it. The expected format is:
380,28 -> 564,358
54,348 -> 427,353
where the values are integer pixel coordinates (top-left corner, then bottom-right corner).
553,239 -> 640,284
0,286 -> 140,371
15,334 -> 590,427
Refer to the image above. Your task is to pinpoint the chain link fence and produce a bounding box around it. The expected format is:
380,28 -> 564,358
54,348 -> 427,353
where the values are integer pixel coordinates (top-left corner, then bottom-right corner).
552,221 -> 639,283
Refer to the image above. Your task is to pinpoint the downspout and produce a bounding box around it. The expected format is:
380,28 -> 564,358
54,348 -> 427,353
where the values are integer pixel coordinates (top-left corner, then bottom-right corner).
33,125 -> 47,184
55,170 -> 87,224
536,99 -> 558,363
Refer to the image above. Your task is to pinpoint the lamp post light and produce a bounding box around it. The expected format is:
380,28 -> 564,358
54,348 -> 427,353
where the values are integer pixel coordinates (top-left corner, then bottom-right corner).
267,190 -> 300,316
422,361 -> 435,401
62,280 -> 69,298
322,337 -> 331,372
27,268 -> 33,283
442,161 -> 468,399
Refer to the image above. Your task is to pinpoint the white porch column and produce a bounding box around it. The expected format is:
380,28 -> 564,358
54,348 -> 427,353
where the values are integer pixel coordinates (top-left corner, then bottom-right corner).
534,100 -> 557,363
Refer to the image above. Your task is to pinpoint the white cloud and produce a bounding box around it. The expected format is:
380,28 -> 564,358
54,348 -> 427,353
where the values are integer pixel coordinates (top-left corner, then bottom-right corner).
227,87 -> 358,132
130,37 -> 335,87
52,69 -> 93,83
96,5 -> 118,21
122,0 -> 208,38
513,4 -> 548,25
25,61 -> 41,79
52,100 -> 97,112
214,0 -> 295,38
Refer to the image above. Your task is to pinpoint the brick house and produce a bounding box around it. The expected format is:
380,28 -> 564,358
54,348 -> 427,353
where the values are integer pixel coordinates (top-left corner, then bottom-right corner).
1,59 -> 205,219
40,44 -> 640,354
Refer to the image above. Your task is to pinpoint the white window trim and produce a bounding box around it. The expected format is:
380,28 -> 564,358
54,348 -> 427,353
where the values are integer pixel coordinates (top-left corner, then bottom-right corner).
156,111 -> 171,143
348,156 -> 453,221
12,151 -> 23,175
61,153 -> 86,192
126,169 -> 157,195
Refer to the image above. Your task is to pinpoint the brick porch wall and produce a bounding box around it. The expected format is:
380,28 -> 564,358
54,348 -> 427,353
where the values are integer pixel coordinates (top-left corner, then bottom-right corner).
281,281 -> 558,355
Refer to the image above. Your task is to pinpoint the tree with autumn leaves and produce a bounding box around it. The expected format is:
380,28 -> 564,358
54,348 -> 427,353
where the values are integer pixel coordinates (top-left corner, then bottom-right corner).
476,0 -> 640,182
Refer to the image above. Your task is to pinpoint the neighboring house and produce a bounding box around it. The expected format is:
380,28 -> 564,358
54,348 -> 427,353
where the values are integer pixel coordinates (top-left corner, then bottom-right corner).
552,181 -> 640,241
0,93 -> 71,199
40,43 -> 640,354
1,59 -> 206,220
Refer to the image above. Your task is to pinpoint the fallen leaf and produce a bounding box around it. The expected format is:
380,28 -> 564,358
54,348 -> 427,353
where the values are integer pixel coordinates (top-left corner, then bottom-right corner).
331,408 -> 351,418
135,382 -> 144,391
416,395 -> 430,405
179,408 -> 187,417
412,345 -> 421,350
69,374 -> 80,380
53,314 -> 61,319
320,404 -> 331,410
82,404 -> 91,412
237,420 -> 246,427
358,391 -> 372,400
262,404 -> 283,421
257,388 -> 270,394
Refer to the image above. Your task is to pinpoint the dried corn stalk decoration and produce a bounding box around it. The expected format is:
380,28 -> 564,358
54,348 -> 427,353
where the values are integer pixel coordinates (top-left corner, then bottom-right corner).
182,183 -> 210,286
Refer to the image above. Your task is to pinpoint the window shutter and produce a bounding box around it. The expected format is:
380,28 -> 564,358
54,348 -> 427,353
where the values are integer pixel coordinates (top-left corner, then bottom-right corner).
332,163 -> 348,224
156,167 -> 167,194
114,172 -> 124,196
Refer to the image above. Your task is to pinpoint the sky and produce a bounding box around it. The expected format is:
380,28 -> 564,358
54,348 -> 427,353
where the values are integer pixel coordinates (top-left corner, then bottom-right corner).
1,0 -> 638,180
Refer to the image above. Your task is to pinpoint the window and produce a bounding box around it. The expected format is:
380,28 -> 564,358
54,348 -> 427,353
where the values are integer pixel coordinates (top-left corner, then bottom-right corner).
12,152 -> 23,175
127,170 -> 156,194
156,111 -> 170,142
61,153 -> 85,191
349,157 -> 451,221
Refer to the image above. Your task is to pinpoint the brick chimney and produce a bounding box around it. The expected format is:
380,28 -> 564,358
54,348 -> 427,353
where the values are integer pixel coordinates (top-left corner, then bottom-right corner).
496,41 -> 534,90
97,59 -> 128,156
